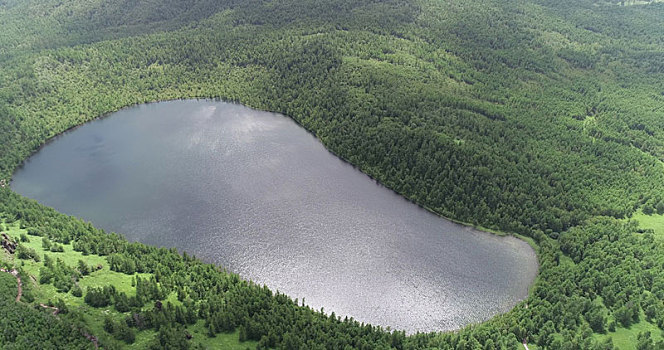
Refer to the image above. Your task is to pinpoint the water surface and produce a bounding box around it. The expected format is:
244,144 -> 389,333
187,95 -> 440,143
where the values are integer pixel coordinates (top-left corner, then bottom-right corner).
12,100 -> 537,333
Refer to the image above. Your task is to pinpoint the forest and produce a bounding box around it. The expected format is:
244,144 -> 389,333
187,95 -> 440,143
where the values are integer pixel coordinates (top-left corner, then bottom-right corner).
1,0 -> 664,348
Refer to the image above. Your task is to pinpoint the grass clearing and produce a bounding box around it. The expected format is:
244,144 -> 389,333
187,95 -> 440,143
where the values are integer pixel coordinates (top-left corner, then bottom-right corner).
187,320 -> 257,350
627,210 -> 664,240
594,313 -> 663,350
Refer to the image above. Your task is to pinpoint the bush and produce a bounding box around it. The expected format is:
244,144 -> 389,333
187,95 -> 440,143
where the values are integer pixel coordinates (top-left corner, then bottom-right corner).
115,322 -> 136,344
39,267 -> 53,284
84,286 -> 114,307
42,237 -> 52,250
115,292 -> 131,313
27,228 -> 42,236
50,244 -> 64,253
53,273 -> 73,293
77,260 -> 90,276
657,200 -> 664,215
16,244 -> 40,262
55,299 -> 68,314
586,306 -> 606,333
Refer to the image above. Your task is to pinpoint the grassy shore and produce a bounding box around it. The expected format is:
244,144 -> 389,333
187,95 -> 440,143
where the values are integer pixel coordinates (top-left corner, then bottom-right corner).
0,218 -> 256,349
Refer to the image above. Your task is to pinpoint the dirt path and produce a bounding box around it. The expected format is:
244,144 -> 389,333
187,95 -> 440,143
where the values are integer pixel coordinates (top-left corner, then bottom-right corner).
39,303 -> 59,316
523,341 -> 530,350
0,268 -> 22,302
14,270 -> 22,302
83,332 -> 100,350
2,267 -> 98,349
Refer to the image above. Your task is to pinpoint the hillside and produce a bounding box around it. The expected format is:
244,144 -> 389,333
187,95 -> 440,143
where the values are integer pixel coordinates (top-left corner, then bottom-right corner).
1,0 -> 664,348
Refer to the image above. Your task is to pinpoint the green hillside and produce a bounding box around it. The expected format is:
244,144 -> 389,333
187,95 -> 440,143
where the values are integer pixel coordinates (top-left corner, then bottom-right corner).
1,0 -> 663,348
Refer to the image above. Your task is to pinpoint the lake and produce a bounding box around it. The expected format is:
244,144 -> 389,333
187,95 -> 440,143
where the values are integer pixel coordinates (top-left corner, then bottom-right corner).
12,100 -> 538,333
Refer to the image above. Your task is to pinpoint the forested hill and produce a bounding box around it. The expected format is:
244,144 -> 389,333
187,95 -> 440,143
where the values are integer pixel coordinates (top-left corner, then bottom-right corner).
1,0 -> 664,348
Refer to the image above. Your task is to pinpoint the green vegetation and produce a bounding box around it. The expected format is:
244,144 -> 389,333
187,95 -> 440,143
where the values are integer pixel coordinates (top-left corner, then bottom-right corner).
1,220 -> 256,349
0,257 -> 93,349
596,317 -> 663,350
627,210 -> 664,240
1,0 -> 664,348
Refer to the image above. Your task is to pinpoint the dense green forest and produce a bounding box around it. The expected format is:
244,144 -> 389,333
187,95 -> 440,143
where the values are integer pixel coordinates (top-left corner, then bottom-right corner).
1,0 -> 664,348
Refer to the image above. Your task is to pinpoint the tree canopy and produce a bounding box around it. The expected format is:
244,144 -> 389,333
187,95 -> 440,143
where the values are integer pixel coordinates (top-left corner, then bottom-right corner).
1,0 -> 664,348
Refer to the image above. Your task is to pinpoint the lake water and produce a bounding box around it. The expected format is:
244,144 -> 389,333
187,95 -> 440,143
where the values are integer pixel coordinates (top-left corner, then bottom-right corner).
12,100 -> 537,333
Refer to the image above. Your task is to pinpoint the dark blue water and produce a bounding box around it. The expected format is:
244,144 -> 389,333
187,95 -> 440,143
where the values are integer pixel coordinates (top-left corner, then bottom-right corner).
12,100 -> 537,333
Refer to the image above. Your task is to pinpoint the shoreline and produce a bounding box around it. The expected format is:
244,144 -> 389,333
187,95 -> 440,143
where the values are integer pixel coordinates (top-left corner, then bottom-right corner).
8,98 -> 541,334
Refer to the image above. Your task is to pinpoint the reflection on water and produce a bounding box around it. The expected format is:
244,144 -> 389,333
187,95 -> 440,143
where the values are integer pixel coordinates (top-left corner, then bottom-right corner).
12,100 -> 537,333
